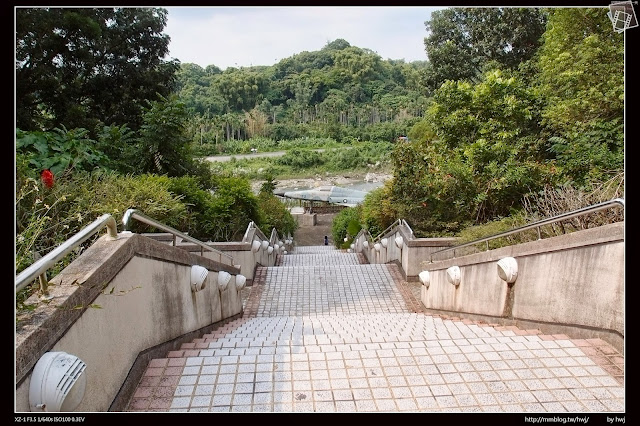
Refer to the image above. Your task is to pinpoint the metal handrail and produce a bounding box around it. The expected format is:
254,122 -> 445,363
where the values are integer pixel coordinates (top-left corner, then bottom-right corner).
356,228 -> 373,243
122,209 -> 233,261
15,214 -> 118,295
400,219 -> 414,238
373,218 -> 414,242
372,219 -> 402,242
429,198 -> 625,263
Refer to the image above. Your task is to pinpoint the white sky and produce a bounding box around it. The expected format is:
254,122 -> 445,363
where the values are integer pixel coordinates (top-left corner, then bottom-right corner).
164,6 -> 442,70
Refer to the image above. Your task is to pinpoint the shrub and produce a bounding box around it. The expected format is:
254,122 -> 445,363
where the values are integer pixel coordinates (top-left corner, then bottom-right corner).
15,169 -> 187,313
276,148 -> 325,169
331,206 -> 362,249
257,192 -> 298,238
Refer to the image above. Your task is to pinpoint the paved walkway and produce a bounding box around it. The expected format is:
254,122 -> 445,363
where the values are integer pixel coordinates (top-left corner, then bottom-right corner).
125,246 -> 624,413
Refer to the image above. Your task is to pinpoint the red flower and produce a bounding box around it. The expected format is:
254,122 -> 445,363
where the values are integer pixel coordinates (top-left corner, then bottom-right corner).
41,169 -> 54,188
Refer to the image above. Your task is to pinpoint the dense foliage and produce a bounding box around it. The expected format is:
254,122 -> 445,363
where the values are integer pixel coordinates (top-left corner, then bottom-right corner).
16,7 -> 179,134
256,189 -> 298,239
423,8 -> 547,91
15,6 -> 626,304
176,39 -> 428,147
357,7 -> 624,237
331,206 -> 362,249
536,8 -> 624,188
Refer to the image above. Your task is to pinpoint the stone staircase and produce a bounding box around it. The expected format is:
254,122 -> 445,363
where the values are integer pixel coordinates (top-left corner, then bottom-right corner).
125,245 -> 625,413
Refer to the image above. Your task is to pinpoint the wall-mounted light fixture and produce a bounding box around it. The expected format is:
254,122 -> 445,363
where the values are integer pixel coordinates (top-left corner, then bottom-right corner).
395,236 -> 404,249
446,266 -> 461,286
419,270 -> 430,288
261,240 -> 269,251
190,265 -> 208,292
218,271 -> 232,291
267,246 -> 274,255
251,240 -> 261,252
497,257 -> 518,284
29,352 -> 87,412
381,238 -> 388,248
374,243 -> 381,252
235,274 -> 247,290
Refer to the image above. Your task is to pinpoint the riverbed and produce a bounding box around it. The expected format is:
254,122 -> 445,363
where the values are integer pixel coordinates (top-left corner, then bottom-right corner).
251,171 -> 392,195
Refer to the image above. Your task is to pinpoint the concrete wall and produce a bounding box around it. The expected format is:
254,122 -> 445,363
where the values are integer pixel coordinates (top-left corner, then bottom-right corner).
15,233 -> 245,412
419,222 -> 624,351
354,226 -> 456,280
353,221 -> 624,351
293,212 -> 317,227
177,226 -> 288,280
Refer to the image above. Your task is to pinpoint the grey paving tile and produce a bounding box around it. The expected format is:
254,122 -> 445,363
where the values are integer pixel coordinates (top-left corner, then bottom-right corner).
139,248 -> 624,414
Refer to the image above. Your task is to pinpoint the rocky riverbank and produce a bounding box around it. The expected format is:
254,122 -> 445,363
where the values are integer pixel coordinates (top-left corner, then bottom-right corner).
251,171 -> 392,194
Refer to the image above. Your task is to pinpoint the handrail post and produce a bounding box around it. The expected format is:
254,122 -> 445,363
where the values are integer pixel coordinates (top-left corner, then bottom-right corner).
38,273 -> 53,300
16,213 -> 119,294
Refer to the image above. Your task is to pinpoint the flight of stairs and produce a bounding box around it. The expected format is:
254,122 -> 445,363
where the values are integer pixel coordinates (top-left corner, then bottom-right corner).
125,245 -> 625,413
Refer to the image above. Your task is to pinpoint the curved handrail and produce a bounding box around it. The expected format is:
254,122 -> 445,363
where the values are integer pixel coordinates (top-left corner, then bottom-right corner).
122,209 -> 234,262
15,214 -> 118,295
400,219 -> 414,238
242,220 -> 269,243
357,228 -> 373,240
372,218 -> 414,242
242,221 -> 256,243
429,198 -> 625,263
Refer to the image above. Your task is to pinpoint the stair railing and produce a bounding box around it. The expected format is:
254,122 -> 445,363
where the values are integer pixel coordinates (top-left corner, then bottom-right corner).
429,198 -> 625,263
122,208 -> 234,262
372,218 -> 413,242
15,214 -> 118,297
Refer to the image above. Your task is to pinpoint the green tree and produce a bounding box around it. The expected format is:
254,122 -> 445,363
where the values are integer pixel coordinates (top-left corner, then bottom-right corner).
136,94 -> 210,178
209,177 -> 261,241
257,192 -> 297,238
331,206 -> 362,249
424,8 -> 546,91
536,8 -> 624,188
16,7 -> 179,133
360,182 -> 397,237
389,68 -> 554,235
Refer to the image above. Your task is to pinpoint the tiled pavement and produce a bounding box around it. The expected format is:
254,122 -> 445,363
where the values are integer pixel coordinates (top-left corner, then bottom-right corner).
126,246 -> 625,413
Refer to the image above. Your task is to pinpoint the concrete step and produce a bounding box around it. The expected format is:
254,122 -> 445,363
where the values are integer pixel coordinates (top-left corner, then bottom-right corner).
288,245 -> 341,254
125,247 -> 625,413
280,252 -> 362,266
127,312 -> 625,412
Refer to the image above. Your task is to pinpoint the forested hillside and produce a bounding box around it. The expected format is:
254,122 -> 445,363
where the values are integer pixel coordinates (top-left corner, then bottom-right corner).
176,38 -> 429,148
15,7 -> 625,302
336,7 -> 625,239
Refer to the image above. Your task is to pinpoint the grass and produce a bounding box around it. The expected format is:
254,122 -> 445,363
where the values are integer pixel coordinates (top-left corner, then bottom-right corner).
208,144 -> 393,180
